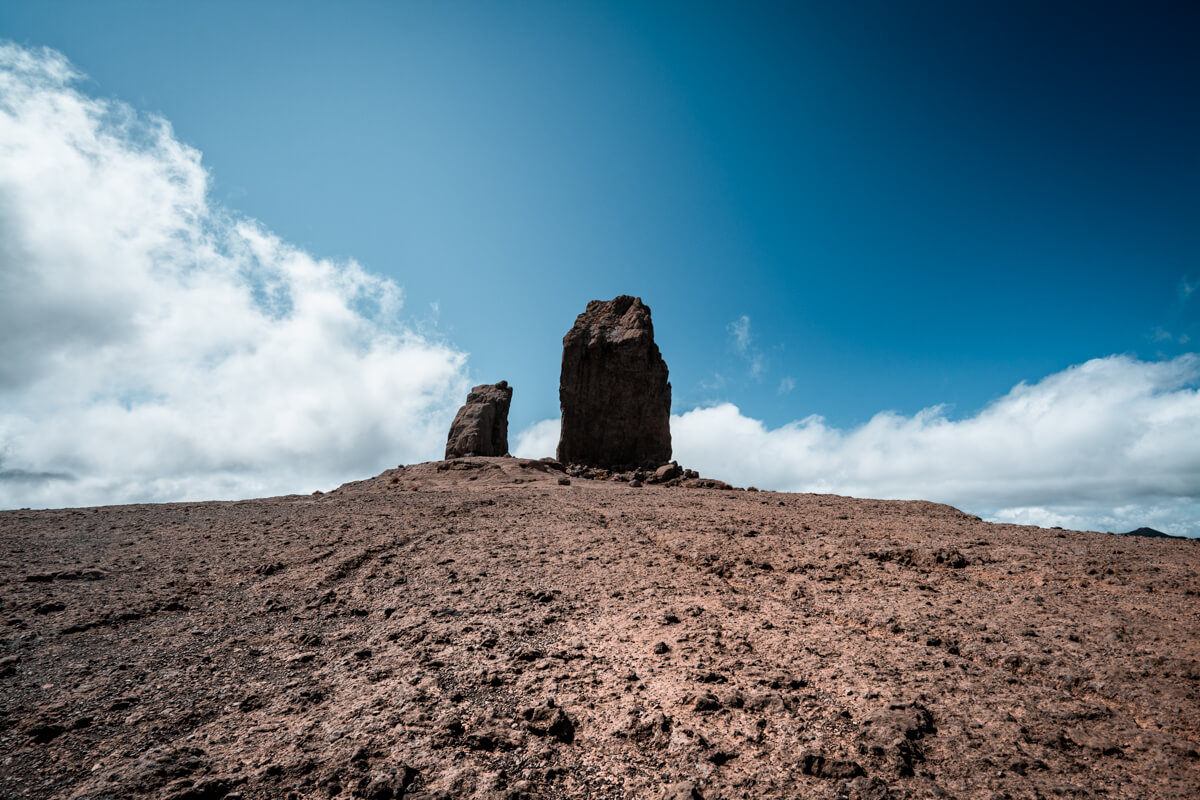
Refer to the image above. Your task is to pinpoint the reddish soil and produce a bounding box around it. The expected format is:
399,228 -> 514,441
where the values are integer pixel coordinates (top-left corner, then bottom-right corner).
1,457 -> 1197,799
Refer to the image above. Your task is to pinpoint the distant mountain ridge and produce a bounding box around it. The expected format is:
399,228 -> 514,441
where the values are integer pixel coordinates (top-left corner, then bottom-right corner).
1121,527 -> 1185,539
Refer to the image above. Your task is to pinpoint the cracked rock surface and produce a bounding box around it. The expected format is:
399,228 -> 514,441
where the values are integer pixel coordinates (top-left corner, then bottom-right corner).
1,457 -> 1198,799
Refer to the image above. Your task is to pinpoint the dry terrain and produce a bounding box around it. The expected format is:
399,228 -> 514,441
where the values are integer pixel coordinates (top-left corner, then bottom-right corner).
1,457 -> 1197,799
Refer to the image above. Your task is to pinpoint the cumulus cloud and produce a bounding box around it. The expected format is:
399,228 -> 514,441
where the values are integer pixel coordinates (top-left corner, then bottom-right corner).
515,354 -> 1200,536
673,354 -> 1200,536
512,418 -> 561,460
0,43 -> 470,508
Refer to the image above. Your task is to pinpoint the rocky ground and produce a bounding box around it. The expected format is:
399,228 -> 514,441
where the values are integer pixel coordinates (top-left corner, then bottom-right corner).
1,457 -> 1197,800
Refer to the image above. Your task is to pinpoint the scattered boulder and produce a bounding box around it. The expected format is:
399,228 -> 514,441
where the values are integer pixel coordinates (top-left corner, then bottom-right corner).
653,463 -> 682,483
743,691 -> 787,713
557,296 -> 672,468
444,381 -> 513,459
683,478 -> 733,491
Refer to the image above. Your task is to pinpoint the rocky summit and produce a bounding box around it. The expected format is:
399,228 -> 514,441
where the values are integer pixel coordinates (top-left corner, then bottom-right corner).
557,296 -> 672,469
445,382 -> 513,459
1,458 -> 1198,800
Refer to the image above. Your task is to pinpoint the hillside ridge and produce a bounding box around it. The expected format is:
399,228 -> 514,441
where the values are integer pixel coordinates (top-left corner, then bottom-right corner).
1,457 -> 1197,799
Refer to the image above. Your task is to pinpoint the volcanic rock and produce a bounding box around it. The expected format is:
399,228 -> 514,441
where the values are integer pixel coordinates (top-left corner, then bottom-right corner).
860,702 -> 936,776
556,296 -> 671,468
444,381 -> 513,459
800,752 -> 865,779
2,458 -> 1199,799
521,700 -> 576,743
663,782 -> 705,800
653,463 -> 682,483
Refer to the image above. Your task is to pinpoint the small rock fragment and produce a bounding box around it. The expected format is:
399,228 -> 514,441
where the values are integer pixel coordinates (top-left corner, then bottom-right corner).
361,766 -> 418,800
663,781 -> 704,800
521,700 -> 576,743
27,723 -> 65,743
801,752 -> 864,779
165,777 -> 235,800
860,702 -> 936,776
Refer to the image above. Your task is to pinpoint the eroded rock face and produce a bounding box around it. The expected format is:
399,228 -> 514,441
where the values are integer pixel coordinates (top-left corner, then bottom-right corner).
557,296 -> 671,468
445,381 -> 513,459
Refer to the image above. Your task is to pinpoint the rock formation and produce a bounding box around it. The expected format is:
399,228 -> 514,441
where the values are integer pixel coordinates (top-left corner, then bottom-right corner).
444,381 -> 512,459
557,296 -> 671,467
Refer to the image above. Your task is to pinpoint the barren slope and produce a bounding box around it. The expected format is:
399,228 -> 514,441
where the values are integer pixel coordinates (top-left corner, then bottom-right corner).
1,457 -> 1197,800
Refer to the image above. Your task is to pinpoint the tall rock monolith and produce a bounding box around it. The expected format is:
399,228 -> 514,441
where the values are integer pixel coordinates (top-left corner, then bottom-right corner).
557,296 -> 671,467
445,381 -> 513,459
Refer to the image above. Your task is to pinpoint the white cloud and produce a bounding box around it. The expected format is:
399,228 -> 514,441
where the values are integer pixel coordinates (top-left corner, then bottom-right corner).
728,315 -> 752,353
726,314 -> 765,379
985,502 -> 1200,534
0,43 -> 470,508
512,418 -> 561,460
778,376 -> 796,394
515,353 -> 1200,536
671,354 -> 1200,536
1152,327 -> 1190,345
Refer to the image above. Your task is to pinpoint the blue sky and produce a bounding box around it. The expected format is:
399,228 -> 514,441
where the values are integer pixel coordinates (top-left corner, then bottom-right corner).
1,2 -> 1197,534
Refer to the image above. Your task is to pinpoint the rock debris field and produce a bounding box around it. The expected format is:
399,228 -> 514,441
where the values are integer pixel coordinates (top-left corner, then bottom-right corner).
1,457 -> 1198,800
